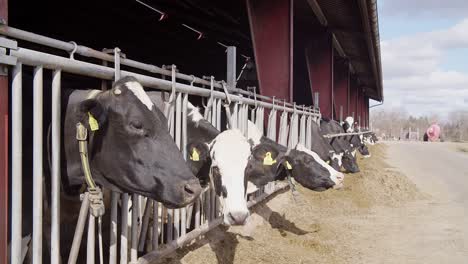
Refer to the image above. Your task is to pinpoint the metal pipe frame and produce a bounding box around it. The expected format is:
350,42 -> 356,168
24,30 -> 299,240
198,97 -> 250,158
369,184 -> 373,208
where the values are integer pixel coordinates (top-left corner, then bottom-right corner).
322,131 -> 373,139
11,62 -> 22,264
0,25 -> 319,113
32,65 -> 44,264
51,69 -> 61,264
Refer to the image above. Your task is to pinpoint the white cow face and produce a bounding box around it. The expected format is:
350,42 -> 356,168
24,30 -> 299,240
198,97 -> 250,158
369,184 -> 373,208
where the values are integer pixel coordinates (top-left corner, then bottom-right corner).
209,129 -> 251,225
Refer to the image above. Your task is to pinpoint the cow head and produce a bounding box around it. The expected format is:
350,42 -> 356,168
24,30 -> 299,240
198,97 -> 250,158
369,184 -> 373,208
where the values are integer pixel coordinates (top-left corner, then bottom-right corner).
244,142 -> 284,189
342,116 -> 354,133
329,152 -> 343,172
74,77 -> 201,208
342,151 -> 360,173
285,144 -> 344,191
208,129 -> 251,225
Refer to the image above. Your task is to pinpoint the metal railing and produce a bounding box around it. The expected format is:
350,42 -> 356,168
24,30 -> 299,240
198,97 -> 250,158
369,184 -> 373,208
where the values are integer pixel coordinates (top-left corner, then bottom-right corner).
1,27 -> 322,264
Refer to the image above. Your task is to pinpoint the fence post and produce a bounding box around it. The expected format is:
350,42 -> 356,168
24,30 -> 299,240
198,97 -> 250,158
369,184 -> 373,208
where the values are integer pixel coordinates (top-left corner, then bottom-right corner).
227,46 -> 236,89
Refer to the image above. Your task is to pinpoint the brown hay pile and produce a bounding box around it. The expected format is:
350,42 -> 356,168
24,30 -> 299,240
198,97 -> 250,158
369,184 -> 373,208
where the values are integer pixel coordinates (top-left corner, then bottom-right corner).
161,144 -> 424,264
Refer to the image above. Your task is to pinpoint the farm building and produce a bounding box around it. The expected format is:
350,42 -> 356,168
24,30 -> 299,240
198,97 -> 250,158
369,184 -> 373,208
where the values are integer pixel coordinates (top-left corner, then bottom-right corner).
0,0 -> 383,263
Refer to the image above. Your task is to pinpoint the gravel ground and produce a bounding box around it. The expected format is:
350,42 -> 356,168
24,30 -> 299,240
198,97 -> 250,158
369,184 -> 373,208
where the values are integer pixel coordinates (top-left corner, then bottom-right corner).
158,143 -> 468,264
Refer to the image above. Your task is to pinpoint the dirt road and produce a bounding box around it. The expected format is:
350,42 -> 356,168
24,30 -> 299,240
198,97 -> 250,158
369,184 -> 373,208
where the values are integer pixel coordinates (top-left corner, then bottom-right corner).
162,143 -> 468,264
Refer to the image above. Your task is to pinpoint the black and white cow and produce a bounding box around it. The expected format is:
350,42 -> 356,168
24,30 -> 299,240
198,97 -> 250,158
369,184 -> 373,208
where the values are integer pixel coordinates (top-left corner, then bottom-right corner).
309,120 -> 343,171
320,119 -> 360,173
63,77 -> 202,207
148,92 -> 282,225
246,120 -> 344,192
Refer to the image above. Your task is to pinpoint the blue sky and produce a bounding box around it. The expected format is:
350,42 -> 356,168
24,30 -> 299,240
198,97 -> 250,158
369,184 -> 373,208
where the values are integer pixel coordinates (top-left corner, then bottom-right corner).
372,0 -> 468,118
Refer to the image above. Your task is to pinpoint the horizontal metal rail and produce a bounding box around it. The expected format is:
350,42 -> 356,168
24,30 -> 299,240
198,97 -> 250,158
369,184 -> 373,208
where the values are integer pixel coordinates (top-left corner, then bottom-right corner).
138,182 -> 289,264
7,47 -> 320,117
322,131 -> 373,139
0,25 -> 319,114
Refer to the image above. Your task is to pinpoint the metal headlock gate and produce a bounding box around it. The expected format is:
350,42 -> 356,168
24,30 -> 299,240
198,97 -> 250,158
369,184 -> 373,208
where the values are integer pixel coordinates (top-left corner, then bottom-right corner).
1,26 -> 323,264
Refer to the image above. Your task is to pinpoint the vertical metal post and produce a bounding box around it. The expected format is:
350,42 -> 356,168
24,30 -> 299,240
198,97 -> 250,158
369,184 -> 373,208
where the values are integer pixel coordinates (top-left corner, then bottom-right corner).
32,65 -> 44,264
109,192 -> 118,264
11,63 -> 22,264
86,215 -> 95,264
181,93 -> 188,236
339,105 -> 343,123
138,200 -> 151,252
68,193 -> 90,264
152,201 -> 159,250
120,193 -> 129,264
314,92 -> 319,110
227,46 -> 237,89
51,69 -> 61,264
131,194 -> 139,263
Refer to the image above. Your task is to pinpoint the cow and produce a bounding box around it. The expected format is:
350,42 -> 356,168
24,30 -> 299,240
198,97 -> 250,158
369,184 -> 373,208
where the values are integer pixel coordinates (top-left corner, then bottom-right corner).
63,77 -> 202,207
246,120 -> 344,192
349,134 -> 371,158
342,116 -> 354,133
15,76 -> 203,263
320,119 -> 360,173
148,92 -> 282,225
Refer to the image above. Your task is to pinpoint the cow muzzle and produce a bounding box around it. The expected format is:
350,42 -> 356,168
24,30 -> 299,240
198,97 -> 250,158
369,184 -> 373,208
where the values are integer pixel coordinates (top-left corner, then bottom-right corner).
225,210 -> 250,225
332,173 -> 345,189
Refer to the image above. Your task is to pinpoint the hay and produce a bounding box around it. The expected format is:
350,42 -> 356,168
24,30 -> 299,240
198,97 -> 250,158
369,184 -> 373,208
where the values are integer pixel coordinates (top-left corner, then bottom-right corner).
160,144 -> 424,264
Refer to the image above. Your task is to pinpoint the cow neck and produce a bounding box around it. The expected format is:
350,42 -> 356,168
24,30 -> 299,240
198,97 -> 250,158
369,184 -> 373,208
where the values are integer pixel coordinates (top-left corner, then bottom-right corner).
76,90 -> 105,217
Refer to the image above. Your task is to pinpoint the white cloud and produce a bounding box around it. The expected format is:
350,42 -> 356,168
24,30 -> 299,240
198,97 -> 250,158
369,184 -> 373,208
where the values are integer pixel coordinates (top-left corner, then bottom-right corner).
381,0 -> 468,18
381,19 -> 468,118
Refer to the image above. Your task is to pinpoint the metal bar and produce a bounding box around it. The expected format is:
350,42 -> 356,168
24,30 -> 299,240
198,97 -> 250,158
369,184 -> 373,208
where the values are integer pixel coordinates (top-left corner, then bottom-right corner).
152,201 -> 159,250
0,26 -> 318,112
51,69 -> 61,264
32,65 -> 43,264
11,63 -> 22,264
194,198 -> 200,229
227,46 -> 236,89
322,131 -> 373,138
68,193 -> 90,264
181,93 -> 188,236
8,47 -> 319,117
138,199 -> 151,252
138,218 -> 224,264
131,194 -> 140,262
109,192 -> 119,264
86,215 -> 95,264
167,208 -> 173,242
120,193 -> 129,264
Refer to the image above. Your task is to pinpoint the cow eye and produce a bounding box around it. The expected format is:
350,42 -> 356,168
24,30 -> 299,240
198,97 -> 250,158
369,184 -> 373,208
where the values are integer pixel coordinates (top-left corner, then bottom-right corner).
130,121 -> 143,130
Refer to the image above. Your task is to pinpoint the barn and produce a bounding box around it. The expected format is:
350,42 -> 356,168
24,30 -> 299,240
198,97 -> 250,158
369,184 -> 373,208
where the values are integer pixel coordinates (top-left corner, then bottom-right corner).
0,0 -> 383,263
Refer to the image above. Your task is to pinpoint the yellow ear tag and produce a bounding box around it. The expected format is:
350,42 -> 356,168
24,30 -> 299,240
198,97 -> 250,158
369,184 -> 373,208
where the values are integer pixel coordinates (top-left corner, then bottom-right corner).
285,161 -> 293,170
88,112 -> 99,131
190,148 -> 200,161
263,152 -> 277,166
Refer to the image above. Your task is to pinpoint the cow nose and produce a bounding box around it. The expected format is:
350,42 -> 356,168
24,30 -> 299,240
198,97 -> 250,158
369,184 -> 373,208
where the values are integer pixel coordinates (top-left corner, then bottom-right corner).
228,211 -> 249,225
333,173 -> 345,189
183,181 -> 202,203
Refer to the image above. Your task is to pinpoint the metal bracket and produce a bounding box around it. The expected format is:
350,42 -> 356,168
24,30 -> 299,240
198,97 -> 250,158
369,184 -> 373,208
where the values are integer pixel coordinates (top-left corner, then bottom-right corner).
0,37 -> 19,75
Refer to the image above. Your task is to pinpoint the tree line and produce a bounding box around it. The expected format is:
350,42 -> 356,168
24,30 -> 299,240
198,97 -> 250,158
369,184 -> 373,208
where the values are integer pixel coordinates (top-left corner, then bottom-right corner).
370,109 -> 468,142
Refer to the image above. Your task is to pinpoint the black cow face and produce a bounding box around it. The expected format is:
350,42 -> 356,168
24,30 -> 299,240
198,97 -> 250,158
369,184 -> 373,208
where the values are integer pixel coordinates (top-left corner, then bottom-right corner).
330,158 -> 341,171
285,146 -> 343,191
244,143 -> 283,188
342,152 -> 360,173
186,141 -> 211,186
77,77 -> 201,208
359,145 -> 370,156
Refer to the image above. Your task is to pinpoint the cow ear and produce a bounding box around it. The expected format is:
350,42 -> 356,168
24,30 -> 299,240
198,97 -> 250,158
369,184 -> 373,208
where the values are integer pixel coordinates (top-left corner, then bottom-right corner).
77,99 -> 107,132
251,143 -> 280,166
187,141 -> 209,162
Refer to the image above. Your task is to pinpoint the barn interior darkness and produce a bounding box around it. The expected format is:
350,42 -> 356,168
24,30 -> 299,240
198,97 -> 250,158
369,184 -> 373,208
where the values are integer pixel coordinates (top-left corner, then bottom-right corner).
9,0 -> 328,103
9,0 -> 255,86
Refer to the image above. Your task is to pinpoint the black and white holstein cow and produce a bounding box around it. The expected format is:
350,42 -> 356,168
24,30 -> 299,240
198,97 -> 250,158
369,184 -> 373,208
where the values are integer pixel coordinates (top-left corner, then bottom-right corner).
148,92 -> 344,224
15,77 -> 202,263
148,92 -> 282,225
63,77 -> 202,207
320,119 -> 360,173
247,121 -> 344,192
